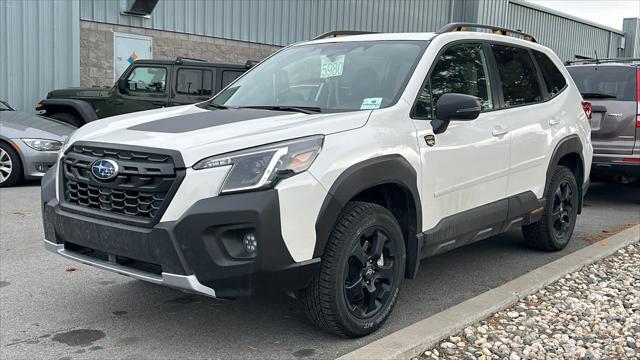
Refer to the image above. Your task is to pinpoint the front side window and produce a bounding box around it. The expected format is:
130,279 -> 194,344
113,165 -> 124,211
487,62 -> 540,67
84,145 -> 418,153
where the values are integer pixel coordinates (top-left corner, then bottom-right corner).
414,43 -> 494,119
532,50 -> 566,97
492,45 -> 543,106
211,40 -> 428,112
125,67 -> 167,94
176,69 -> 214,95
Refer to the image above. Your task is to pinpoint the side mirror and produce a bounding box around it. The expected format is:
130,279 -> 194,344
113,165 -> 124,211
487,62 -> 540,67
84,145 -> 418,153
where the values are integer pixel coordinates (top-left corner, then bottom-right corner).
117,78 -> 128,92
431,93 -> 482,134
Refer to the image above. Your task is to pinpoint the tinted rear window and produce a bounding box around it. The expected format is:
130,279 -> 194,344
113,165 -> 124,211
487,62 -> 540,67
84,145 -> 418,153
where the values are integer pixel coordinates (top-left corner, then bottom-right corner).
567,66 -> 636,101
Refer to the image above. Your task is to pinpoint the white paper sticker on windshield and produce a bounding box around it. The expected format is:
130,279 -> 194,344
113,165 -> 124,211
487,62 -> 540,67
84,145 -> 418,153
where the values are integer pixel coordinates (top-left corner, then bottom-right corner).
360,97 -> 383,110
320,55 -> 345,78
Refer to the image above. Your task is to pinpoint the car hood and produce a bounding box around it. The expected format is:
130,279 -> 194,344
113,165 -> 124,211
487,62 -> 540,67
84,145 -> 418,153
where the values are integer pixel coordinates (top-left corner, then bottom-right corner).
66,105 -> 371,167
0,111 -> 75,140
47,87 -> 111,99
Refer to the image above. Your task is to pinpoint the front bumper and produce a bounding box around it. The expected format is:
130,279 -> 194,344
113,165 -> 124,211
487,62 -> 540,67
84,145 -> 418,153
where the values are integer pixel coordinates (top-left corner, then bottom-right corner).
591,153 -> 640,177
42,167 -> 320,298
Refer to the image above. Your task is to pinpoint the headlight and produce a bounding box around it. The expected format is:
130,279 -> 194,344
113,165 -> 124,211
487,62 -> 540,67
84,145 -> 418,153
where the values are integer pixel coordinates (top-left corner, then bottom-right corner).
21,138 -> 63,152
194,135 -> 324,194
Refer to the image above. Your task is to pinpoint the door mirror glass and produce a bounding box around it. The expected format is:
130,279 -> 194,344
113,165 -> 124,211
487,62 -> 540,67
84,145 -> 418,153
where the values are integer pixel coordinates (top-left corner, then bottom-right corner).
431,93 -> 481,134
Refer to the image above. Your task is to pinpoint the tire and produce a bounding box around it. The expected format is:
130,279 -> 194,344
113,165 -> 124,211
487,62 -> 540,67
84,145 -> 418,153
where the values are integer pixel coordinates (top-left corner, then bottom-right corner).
301,201 -> 406,338
48,112 -> 83,128
0,142 -> 23,187
522,166 -> 579,251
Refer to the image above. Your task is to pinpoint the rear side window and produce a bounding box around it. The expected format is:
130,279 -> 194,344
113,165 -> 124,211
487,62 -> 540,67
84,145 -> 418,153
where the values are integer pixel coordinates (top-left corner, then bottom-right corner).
532,51 -> 566,97
567,66 -> 636,101
491,45 -> 543,107
177,69 -> 214,95
222,71 -> 244,88
414,43 -> 494,118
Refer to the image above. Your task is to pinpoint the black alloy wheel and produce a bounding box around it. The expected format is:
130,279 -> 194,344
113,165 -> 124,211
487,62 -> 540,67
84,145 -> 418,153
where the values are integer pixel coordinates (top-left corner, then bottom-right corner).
344,227 -> 397,319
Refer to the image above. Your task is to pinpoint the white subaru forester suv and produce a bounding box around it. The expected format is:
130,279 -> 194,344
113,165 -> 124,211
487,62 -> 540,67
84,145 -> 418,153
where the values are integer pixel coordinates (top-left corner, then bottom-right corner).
42,23 -> 592,337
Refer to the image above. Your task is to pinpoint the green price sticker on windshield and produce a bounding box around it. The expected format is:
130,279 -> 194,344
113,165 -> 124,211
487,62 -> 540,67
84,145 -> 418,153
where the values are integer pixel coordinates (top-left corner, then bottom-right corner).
320,55 -> 345,78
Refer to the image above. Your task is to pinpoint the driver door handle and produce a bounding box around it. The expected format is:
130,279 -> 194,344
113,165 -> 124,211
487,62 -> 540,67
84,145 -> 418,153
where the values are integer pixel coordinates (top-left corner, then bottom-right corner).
492,126 -> 509,137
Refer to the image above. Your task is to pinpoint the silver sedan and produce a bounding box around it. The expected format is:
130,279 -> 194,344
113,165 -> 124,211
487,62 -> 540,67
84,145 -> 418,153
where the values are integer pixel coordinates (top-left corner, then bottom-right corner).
0,101 -> 75,187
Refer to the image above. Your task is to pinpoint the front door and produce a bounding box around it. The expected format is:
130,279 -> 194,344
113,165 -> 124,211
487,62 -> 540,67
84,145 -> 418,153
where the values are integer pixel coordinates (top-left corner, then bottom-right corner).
412,42 -> 510,231
114,65 -> 170,115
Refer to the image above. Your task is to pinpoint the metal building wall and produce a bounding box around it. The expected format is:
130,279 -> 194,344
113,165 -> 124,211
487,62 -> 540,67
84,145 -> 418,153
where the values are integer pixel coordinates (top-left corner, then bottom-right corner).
504,0 -> 624,62
623,18 -> 640,58
0,0 -> 80,113
80,0 -> 455,46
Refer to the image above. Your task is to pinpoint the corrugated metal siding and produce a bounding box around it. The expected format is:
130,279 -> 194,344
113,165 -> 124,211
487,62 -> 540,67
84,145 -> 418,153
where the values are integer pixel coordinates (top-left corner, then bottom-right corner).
623,18 -> 640,58
80,0 -> 454,46
0,0 -> 80,113
505,0 -> 624,62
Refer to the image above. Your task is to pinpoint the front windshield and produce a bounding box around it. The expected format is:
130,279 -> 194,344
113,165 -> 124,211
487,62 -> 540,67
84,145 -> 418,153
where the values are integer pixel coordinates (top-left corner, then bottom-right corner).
211,40 -> 428,112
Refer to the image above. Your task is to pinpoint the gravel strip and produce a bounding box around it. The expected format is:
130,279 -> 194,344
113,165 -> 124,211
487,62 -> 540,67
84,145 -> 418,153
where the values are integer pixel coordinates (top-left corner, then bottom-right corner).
417,242 -> 640,360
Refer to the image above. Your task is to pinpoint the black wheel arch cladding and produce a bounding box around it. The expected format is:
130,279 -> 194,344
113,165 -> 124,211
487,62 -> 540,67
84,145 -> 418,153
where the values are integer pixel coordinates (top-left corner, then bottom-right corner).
313,154 -> 422,277
545,135 -> 586,213
41,99 -> 98,123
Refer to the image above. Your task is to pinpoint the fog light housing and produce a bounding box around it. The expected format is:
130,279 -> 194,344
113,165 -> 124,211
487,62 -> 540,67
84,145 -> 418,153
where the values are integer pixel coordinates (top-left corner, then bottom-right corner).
242,232 -> 257,254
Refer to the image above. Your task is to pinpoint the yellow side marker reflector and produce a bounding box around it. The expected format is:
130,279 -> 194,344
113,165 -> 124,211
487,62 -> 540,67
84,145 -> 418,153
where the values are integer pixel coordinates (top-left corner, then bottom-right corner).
531,207 -> 544,215
7,139 -> 21,153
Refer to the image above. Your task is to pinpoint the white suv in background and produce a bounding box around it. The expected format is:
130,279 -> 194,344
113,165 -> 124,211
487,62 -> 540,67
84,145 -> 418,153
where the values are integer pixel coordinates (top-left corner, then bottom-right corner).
42,23 -> 592,337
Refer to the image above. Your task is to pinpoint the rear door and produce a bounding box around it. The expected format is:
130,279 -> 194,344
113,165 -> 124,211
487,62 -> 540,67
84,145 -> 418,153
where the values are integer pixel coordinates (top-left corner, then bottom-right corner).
170,66 -> 215,106
567,65 -> 637,155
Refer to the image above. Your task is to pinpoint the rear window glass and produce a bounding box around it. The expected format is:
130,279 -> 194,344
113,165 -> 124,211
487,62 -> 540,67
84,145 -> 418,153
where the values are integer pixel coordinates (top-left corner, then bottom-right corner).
491,44 -> 543,107
532,51 -> 566,97
567,66 -> 636,101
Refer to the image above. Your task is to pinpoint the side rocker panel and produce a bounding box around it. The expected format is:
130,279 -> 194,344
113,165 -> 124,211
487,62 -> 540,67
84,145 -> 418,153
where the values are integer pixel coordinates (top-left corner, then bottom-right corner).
313,155 -> 422,278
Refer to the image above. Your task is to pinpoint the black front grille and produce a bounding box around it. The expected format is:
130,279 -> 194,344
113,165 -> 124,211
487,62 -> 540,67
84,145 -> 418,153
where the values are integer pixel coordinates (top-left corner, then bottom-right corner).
62,145 -> 181,224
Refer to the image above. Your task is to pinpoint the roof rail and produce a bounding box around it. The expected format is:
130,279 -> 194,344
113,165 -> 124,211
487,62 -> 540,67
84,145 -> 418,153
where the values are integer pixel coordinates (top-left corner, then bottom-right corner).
565,57 -> 640,65
175,56 -> 207,64
437,22 -> 537,43
313,30 -> 377,40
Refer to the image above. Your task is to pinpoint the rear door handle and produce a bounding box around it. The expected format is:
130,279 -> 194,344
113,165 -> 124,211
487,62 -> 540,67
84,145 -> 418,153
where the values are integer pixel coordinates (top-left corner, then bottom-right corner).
492,126 -> 509,137
549,118 -> 561,126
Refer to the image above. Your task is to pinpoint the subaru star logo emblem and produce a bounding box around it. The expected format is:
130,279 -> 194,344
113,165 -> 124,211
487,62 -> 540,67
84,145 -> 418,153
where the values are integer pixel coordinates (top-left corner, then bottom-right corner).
91,159 -> 119,181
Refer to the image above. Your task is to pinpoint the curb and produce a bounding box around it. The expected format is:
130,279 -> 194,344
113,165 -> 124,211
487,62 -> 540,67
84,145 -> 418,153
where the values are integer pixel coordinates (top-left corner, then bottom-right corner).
339,224 -> 640,360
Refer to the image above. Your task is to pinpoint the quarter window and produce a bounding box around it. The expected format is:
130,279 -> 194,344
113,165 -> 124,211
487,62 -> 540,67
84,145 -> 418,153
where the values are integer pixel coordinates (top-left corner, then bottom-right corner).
176,69 -> 214,95
126,67 -> 167,94
414,43 -> 493,119
532,51 -> 566,97
491,45 -> 543,106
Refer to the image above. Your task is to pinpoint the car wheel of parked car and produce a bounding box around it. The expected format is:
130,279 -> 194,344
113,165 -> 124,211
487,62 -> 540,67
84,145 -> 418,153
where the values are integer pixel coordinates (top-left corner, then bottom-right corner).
522,166 -> 578,251
49,112 -> 82,128
0,142 -> 22,187
302,201 -> 406,338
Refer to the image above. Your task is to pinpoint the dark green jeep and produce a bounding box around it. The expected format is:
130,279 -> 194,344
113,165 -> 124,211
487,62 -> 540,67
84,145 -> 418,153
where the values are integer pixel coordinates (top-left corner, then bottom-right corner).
36,57 -> 251,127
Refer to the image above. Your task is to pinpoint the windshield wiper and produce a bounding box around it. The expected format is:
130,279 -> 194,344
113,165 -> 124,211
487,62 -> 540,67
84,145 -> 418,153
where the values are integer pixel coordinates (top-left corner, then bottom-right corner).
580,92 -> 617,99
239,105 -> 322,114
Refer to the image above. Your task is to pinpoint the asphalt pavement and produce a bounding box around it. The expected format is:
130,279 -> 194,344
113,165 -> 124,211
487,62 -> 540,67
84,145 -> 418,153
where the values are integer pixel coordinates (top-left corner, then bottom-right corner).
1,181 -> 638,360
